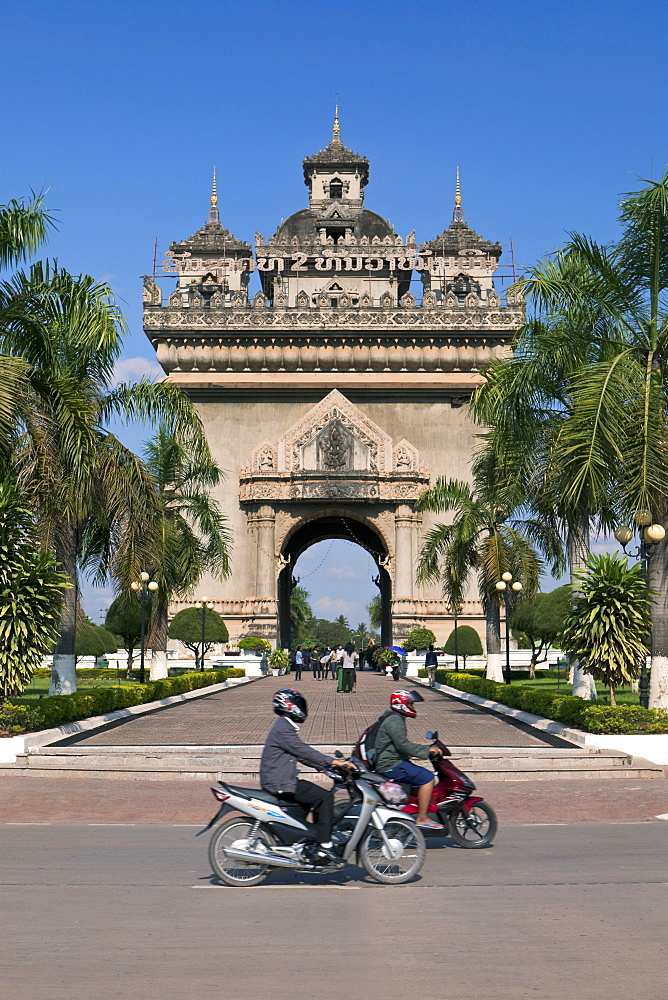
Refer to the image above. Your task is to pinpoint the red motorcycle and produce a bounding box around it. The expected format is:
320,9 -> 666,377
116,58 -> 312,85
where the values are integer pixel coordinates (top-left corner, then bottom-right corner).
401,731 -> 498,848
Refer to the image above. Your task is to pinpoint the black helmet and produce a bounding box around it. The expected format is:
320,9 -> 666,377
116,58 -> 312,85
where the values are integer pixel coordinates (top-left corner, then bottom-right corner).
273,687 -> 308,722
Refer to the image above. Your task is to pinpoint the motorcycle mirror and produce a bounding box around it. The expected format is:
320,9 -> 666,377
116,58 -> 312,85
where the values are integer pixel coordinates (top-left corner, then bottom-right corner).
334,750 -> 344,759
425,731 -> 433,740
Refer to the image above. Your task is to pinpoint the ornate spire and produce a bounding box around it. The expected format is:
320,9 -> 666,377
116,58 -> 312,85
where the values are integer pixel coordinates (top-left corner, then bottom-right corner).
208,166 -> 219,223
332,103 -> 340,143
452,166 -> 465,223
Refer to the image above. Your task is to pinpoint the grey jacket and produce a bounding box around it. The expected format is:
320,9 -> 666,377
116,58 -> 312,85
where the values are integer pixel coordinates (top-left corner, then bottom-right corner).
260,716 -> 334,794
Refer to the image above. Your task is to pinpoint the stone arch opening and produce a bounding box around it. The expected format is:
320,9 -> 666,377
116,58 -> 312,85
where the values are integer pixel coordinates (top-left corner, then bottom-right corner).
277,513 -> 391,649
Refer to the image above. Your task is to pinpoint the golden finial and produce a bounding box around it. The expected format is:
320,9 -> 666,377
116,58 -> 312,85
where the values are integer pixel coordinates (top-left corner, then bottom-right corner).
452,166 -> 465,223
208,167 -> 220,223
332,103 -> 340,142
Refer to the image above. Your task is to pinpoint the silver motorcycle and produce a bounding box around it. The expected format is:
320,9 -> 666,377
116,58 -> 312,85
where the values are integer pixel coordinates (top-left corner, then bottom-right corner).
202,761 -> 425,886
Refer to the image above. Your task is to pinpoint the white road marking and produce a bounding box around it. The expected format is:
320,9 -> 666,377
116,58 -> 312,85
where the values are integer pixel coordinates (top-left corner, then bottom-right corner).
88,823 -> 137,826
5,821 -> 52,825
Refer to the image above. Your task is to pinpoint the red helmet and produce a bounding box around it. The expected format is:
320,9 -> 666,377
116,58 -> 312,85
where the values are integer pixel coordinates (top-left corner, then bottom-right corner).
390,689 -> 424,718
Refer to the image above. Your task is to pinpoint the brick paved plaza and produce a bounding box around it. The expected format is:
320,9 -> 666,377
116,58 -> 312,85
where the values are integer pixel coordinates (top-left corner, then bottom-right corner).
66,670 -> 565,748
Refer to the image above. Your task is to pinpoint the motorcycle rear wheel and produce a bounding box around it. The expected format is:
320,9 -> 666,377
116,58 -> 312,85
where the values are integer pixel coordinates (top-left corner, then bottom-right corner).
209,817 -> 275,886
448,801 -> 497,848
359,819 -> 426,884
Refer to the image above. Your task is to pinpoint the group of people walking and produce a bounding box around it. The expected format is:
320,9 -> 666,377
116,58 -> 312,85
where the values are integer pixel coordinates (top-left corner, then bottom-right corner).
290,643 -> 360,693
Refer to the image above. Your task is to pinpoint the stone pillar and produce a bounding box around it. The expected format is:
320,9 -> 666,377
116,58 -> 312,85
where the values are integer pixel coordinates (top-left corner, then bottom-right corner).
394,504 -> 417,598
253,505 -> 276,599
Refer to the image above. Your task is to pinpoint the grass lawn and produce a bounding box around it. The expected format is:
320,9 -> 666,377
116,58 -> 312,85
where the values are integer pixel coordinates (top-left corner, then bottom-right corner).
508,673 -> 640,706
10,671 -> 144,707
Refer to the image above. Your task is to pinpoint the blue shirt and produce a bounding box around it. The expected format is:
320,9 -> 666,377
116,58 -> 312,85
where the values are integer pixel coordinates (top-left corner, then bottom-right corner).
296,651 -> 303,665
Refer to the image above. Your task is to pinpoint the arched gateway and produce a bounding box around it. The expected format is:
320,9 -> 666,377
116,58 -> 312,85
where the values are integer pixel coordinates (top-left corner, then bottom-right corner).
143,114 -> 522,648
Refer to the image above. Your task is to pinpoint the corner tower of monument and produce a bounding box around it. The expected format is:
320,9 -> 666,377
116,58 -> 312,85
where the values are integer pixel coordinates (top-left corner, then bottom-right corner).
143,118 -> 522,648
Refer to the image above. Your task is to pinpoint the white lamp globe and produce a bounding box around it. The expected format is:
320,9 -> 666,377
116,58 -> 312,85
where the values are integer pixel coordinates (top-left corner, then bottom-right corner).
148,581 -> 159,592
501,571 -> 513,582
645,524 -> 666,543
496,581 -> 507,591
634,510 -> 652,527
614,526 -> 633,545
512,581 -> 523,591
130,581 -> 140,591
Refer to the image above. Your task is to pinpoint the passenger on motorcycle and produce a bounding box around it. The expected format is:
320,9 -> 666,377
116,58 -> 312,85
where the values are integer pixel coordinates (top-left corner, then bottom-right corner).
375,690 -> 443,830
259,688 -> 354,864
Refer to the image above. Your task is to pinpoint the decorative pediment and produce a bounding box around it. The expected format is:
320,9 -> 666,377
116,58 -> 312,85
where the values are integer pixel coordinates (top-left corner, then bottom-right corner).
239,390 -> 429,504
278,390 -> 392,474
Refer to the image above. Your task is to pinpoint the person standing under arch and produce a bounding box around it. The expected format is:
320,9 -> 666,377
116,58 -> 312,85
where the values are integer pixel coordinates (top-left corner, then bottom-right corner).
339,642 -> 358,693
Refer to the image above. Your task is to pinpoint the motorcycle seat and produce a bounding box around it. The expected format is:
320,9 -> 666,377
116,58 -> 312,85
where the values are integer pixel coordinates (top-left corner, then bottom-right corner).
221,783 -> 282,805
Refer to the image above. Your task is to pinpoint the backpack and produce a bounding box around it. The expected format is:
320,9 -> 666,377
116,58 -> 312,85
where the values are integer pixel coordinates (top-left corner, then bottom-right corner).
353,713 -> 388,768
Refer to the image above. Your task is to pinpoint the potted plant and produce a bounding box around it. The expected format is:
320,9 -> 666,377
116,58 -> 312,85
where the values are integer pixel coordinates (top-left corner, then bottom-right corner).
270,648 -> 288,676
403,627 -> 436,654
238,636 -> 271,656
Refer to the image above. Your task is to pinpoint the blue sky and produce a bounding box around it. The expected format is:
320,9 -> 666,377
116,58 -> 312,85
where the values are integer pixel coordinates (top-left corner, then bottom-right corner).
3,0 -> 667,623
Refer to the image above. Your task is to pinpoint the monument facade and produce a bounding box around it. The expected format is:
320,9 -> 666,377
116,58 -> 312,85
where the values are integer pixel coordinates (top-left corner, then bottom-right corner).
143,113 -> 522,647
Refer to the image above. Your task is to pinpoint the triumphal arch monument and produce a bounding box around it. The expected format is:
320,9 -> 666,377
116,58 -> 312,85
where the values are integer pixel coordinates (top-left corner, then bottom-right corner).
143,114 -> 522,648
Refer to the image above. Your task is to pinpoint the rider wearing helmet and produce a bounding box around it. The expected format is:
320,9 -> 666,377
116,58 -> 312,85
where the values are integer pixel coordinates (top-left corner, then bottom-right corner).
260,688 -> 352,863
374,690 -> 443,830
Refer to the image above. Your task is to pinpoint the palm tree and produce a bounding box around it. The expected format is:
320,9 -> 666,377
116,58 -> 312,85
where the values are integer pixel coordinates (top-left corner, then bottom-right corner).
492,173 -> 668,706
0,194 -> 54,462
366,594 -> 382,631
95,426 -> 231,679
290,586 -> 313,644
470,297 -> 614,698
416,454 -> 558,682
2,260 -> 209,694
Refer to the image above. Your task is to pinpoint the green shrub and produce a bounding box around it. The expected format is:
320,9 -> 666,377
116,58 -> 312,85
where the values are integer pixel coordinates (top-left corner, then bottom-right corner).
238,636 -> 271,653
582,705 -> 668,735
0,701 -> 44,736
7,667 -> 244,733
403,627 -> 436,652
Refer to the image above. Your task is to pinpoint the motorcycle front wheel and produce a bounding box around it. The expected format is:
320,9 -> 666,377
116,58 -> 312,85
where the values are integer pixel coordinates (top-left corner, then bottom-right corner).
359,819 -> 426,884
209,817 -> 275,886
448,801 -> 498,848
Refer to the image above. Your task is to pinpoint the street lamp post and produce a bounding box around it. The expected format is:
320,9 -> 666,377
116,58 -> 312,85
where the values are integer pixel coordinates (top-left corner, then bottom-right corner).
194,597 -> 214,670
130,572 -> 158,683
614,510 -> 666,709
495,572 -> 523,684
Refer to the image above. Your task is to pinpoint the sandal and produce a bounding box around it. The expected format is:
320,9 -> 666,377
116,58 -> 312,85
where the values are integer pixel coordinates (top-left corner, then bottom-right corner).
416,819 -> 443,830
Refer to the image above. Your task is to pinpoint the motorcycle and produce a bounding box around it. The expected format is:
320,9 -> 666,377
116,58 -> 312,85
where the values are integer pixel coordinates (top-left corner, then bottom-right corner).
400,731 -> 498,848
202,758 -> 426,886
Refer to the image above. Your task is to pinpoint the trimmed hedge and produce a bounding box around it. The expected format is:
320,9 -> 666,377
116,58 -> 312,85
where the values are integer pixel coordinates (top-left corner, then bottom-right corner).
418,669 -> 668,735
7,668 -> 244,733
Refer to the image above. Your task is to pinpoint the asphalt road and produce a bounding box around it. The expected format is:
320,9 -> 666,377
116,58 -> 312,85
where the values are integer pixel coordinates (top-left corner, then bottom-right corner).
2,823 -> 667,1000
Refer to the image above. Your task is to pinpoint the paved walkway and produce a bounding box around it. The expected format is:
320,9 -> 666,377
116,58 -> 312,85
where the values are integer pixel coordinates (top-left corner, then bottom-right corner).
62,670 -> 569,748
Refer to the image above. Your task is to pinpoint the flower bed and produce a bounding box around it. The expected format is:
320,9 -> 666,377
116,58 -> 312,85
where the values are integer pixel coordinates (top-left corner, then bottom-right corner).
418,669 -> 668,735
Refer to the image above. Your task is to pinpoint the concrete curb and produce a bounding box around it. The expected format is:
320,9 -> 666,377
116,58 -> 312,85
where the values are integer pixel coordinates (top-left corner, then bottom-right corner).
1,675 -> 269,763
